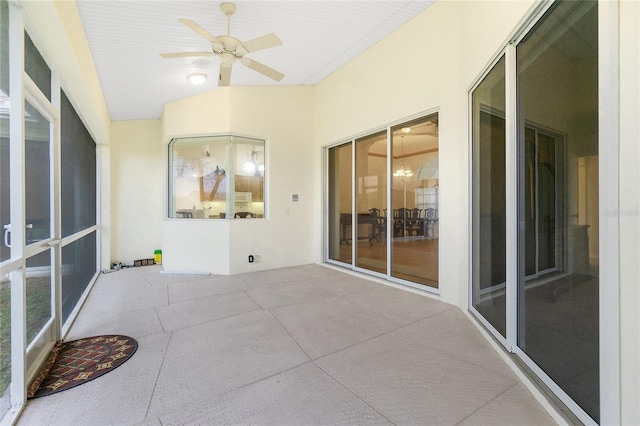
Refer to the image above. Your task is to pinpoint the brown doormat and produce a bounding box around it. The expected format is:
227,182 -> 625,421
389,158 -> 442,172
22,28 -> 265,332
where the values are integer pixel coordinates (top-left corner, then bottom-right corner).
27,335 -> 138,399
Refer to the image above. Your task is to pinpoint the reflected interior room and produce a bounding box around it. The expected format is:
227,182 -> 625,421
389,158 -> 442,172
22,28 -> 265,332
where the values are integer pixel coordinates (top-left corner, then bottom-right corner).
471,1 -> 599,420
330,114 -> 439,288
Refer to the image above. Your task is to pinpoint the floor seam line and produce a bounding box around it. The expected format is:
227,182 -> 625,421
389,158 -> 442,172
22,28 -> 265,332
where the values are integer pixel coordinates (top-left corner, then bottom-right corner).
310,306 -> 456,363
312,360 -> 397,425
453,381 -> 520,426
169,287 -> 252,305
214,360 -> 314,400
268,308 -> 313,361
154,307 -> 167,334
159,304 -> 263,333
260,292 -> 339,311
143,330 -> 174,424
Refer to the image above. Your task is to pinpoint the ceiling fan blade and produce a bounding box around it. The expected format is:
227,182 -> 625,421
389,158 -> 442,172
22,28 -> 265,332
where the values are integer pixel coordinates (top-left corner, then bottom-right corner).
179,18 -> 221,44
218,63 -> 232,87
240,58 -> 284,82
160,51 -> 215,58
241,33 -> 282,53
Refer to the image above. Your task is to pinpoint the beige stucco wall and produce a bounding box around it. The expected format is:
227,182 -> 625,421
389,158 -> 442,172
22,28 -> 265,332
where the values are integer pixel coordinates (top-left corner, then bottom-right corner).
313,0 -> 535,307
158,86 -> 315,274
110,119 -> 163,264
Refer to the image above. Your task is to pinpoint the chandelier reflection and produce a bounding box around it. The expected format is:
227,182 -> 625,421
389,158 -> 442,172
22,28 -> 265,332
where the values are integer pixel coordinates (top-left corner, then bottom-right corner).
394,127 -> 413,178
242,148 -> 265,176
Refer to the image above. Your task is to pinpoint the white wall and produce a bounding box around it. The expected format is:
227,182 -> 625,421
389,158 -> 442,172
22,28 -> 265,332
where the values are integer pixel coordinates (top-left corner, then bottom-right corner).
110,120 -> 163,264
228,86 -> 316,273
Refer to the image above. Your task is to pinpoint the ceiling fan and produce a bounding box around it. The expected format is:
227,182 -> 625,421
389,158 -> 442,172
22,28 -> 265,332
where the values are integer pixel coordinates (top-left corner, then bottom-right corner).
160,2 -> 284,86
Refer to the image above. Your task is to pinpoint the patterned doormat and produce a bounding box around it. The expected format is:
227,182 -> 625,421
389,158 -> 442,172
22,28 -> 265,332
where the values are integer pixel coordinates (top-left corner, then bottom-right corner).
27,335 -> 138,399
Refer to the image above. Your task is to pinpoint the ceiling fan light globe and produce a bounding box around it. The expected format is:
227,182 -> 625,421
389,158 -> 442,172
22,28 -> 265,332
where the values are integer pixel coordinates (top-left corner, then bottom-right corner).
187,73 -> 207,85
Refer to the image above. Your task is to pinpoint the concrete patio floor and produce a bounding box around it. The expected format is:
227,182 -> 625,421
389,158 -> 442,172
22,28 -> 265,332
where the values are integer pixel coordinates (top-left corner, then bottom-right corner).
18,264 -> 556,425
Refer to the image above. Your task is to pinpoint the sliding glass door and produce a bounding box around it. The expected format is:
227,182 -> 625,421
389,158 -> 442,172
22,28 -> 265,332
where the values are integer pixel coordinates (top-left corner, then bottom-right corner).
326,114 -> 439,291
390,115 -> 439,287
471,1 -> 599,423
517,1 -> 599,421
355,131 -> 387,274
327,142 -> 352,264
471,56 -> 506,338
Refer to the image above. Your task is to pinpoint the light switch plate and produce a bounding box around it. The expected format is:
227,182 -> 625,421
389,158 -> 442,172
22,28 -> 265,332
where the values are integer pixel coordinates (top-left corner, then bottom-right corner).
292,194 -> 299,202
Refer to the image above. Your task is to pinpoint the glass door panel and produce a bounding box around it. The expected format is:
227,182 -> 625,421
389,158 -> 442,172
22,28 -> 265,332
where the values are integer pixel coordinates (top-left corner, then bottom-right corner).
25,251 -> 52,347
61,232 -> 96,323
525,128 -> 562,278
355,131 -> 387,274
536,132 -> 559,273
517,0 -> 599,421
471,56 -> 507,337
0,0 -> 9,264
60,90 -> 97,237
328,143 -> 352,264
24,101 -> 51,245
390,115 -> 439,287
523,127 -> 536,277
1,128 -> 9,263
0,0 -> 13,417
23,97 -> 56,383
0,271 -> 11,419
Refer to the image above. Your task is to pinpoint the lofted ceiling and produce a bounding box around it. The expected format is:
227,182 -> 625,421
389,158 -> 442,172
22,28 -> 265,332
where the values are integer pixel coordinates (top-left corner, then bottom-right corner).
75,1 -> 435,122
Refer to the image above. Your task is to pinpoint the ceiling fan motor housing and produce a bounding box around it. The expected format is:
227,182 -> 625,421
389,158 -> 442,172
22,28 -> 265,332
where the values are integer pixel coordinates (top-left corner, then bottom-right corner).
215,35 -> 243,56
220,52 -> 236,65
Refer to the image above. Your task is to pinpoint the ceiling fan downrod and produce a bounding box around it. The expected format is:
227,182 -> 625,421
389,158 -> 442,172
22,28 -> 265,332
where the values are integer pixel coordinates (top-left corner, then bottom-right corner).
220,2 -> 236,36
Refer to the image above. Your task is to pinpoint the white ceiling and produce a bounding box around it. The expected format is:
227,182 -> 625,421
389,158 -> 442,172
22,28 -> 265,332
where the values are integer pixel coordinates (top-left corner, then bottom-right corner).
75,1 -> 435,122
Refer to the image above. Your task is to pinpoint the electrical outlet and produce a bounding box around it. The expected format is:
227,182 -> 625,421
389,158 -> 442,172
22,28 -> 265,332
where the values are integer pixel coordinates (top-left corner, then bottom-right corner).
248,255 -> 254,263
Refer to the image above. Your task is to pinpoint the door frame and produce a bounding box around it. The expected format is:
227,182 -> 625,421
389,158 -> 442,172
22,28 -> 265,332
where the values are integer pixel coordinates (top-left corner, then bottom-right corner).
21,72 -> 61,385
523,125 -> 565,280
1,4 -> 61,424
